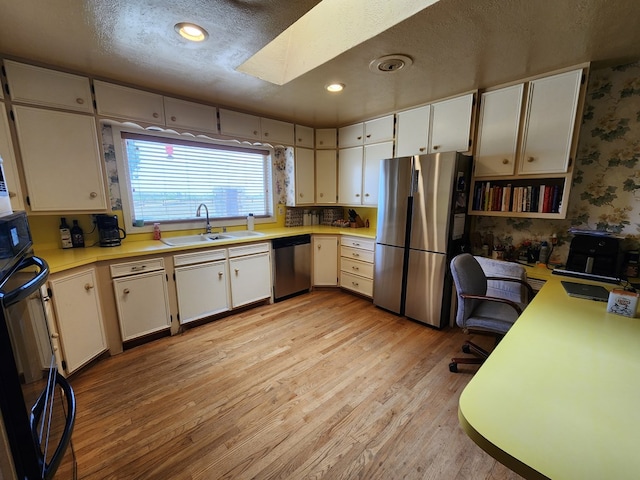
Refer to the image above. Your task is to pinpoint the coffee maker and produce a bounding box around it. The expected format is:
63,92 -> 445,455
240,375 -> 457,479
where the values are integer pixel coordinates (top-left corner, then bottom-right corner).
96,214 -> 126,247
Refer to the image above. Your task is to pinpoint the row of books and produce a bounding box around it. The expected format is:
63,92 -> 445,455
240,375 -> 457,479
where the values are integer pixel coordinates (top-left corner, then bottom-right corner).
472,182 -> 562,213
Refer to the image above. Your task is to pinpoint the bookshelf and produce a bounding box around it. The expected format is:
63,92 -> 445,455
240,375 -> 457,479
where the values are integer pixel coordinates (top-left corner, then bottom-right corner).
468,174 -> 571,218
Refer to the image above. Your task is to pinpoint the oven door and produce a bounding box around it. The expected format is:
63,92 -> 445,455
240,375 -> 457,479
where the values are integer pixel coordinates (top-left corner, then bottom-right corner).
0,255 -> 76,479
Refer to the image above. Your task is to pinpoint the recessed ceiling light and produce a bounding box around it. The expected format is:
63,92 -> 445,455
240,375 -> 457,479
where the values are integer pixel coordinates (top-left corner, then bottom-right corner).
326,83 -> 345,93
175,23 -> 208,42
369,54 -> 413,74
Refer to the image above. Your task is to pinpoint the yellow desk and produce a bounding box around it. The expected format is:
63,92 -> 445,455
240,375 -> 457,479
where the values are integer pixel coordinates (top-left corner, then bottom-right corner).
459,274 -> 640,479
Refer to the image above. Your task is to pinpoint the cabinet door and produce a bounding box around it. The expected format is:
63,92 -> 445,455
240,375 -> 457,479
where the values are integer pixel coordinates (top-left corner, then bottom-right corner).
0,104 -> 25,210
219,109 -> 261,140
474,84 -> 523,177
113,270 -> 171,341
175,260 -> 230,324
316,128 -> 337,149
364,115 -> 394,144
12,106 -> 107,212
164,97 -> 218,133
94,80 -> 165,124
295,125 -> 314,148
429,94 -> 473,153
338,123 -> 364,148
294,147 -> 315,205
229,252 -> 271,308
396,105 -> 430,157
338,146 -> 363,205
363,141 -> 393,206
261,118 -> 294,145
313,236 -> 338,286
519,69 -> 582,174
4,60 -> 93,113
315,149 -> 337,204
49,268 -> 107,374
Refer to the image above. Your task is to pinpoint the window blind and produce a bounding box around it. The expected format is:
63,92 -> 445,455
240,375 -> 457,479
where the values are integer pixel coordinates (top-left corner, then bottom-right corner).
121,133 -> 271,223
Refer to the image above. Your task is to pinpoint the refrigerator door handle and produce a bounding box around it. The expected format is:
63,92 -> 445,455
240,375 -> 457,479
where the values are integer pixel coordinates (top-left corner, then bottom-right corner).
412,169 -> 419,196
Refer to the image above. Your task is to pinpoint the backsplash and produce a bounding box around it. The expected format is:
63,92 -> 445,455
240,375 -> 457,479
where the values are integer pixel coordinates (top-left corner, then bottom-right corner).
473,61 -> 640,264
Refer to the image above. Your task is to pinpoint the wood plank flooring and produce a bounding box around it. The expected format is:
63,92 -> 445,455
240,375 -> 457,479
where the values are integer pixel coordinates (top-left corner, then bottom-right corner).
68,290 -> 523,479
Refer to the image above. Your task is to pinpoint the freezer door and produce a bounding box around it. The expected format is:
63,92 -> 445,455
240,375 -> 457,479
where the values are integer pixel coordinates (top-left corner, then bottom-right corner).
373,244 -> 405,314
409,152 -> 457,253
376,157 -> 412,248
405,250 -> 449,327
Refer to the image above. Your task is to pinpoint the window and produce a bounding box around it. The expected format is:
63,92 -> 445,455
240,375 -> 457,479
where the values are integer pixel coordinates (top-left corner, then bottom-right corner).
115,129 -> 274,230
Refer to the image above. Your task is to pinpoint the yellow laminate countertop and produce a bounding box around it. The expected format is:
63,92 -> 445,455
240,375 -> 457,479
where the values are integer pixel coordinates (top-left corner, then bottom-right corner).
458,273 -> 640,479
35,226 -> 376,273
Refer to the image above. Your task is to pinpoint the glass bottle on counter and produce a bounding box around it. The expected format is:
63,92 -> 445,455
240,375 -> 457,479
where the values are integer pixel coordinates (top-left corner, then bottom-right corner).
71,220 -> 85,248
59,217 -> 73,249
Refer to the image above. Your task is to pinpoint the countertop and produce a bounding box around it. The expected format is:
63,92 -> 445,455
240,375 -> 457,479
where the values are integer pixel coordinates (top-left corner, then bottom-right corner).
35,226 -> 376,273
458,273 -> 640,479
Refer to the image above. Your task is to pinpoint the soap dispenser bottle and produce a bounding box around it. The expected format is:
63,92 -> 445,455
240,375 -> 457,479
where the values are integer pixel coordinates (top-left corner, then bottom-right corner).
247,213 -> 255,231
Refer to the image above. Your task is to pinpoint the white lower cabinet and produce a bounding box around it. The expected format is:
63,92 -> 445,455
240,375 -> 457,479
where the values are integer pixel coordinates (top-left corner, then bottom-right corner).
48,267 -> 107,374
228,243 -> 271,308
174,249 -> 230,324
340,236 -> 375,297
313,235 -> 338,286
110,258 -> 171,341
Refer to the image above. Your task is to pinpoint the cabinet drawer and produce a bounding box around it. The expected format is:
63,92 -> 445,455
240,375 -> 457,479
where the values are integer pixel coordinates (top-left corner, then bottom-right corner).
341,236 -> 375,251
110,257 -> 165,278
340,271 -> 373,297
228,242 -> 270,258
340,257 -> 374,279
340,246 -> 374,263
174,249 -> 226,267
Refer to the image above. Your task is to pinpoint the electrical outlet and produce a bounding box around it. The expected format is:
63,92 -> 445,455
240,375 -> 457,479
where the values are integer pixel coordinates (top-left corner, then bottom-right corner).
278,205 -> 284,216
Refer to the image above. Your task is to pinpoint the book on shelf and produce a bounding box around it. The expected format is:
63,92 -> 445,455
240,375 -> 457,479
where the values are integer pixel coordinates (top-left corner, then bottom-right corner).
472,181 -> 562,213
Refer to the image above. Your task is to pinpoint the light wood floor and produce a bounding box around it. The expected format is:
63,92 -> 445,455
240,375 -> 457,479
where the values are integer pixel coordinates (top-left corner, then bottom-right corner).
68,290 -> 522,480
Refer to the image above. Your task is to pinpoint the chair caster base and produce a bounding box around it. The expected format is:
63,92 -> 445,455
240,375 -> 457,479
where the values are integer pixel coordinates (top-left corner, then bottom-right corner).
449,362 -> 458,373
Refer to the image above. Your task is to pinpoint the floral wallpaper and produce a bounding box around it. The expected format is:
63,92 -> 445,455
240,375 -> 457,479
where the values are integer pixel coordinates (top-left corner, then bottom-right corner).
272,146 -> 295,206
473,61 -> 640,264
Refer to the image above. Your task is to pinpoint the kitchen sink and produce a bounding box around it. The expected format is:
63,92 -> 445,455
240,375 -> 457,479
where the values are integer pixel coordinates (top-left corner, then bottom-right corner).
161,233 -> 233,246
225,230 -> 265,237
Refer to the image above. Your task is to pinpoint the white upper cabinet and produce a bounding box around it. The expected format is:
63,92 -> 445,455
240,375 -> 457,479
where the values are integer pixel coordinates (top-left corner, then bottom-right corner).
219,108 -> 261,140
315,149 -> 337,204
4,60 -> 93,113
316,128 -> 337,149
429,93 -> 474,154
339,115 -> 394,148
163,97 -> 218,133
13,105 -> 107,212
0,103 -> 25,210
474,84 -> 524,177
295,124 -> 314,148
518,69 -> 583,174
338,146 -> 363,204
294,147 -> 315,205
396,105 -> 431,157
94,80 -> 165,124
260,117 -> 294,145
363,141 -> 394,206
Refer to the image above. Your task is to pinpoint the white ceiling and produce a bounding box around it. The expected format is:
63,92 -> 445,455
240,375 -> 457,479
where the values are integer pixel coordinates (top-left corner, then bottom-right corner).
1,0 -> 639,128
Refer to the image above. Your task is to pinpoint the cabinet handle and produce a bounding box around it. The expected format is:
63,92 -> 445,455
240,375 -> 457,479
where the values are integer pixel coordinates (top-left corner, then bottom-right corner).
352,266 -> 359,271
171,116 -> 177,122
264,132 -> 269,137
353,242 -> 360,246
355,193 -> 360,198
123,288 -> 130,294
319,140 -> 324,145
366,134 -> 371,138
8,191 -> 16,198
84,283 -> 94,291
235,268 -> 239,274
298,137 -> 302,142
76,98 -> 85,105
433,145 -> 440,150
131,265 -> 147,271
365,193 -> 370,197
352,281 -> 359,286
352,253 -> 360,257
90,192 -> 98,198
218,272 -> 223,278
527,156 -> 535,162
299,192 -> 304,197
317,244 -> 322,250
357,136 -> 362,140
51,332 -> 59,338
253,130 -> 259,136
319,192 -> 324,198
502,158 -> 509,164
419,147 -> 426,152
153,112 -> 159,118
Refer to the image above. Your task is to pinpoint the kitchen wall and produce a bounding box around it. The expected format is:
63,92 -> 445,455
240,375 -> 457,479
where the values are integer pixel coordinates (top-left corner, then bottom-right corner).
472,61 -> 640,264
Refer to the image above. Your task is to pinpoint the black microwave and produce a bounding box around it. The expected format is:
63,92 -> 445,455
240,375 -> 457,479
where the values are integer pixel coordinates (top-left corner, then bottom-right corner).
0,211 -> 32,278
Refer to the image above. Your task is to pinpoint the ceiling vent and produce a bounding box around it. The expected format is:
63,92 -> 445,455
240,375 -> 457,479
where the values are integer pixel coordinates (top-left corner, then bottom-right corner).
369,54 -> 413,73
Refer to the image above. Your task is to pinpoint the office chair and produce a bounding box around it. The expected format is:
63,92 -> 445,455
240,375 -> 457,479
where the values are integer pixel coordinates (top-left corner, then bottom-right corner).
449,253 -> 533,373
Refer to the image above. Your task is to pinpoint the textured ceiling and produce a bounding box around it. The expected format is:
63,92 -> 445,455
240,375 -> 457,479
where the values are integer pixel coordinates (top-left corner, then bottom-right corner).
1,0 -> 639,127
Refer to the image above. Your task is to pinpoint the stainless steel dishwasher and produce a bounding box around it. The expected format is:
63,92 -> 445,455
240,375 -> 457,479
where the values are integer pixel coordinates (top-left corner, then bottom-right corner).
272,234 -> 311,301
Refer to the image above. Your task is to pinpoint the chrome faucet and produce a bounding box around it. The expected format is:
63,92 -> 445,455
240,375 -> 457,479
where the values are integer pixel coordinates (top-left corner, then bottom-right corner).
195,203 -> 211,233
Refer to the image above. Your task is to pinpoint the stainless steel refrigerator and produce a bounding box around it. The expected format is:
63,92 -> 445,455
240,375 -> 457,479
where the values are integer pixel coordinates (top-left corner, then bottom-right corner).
373,152 -> 471,328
